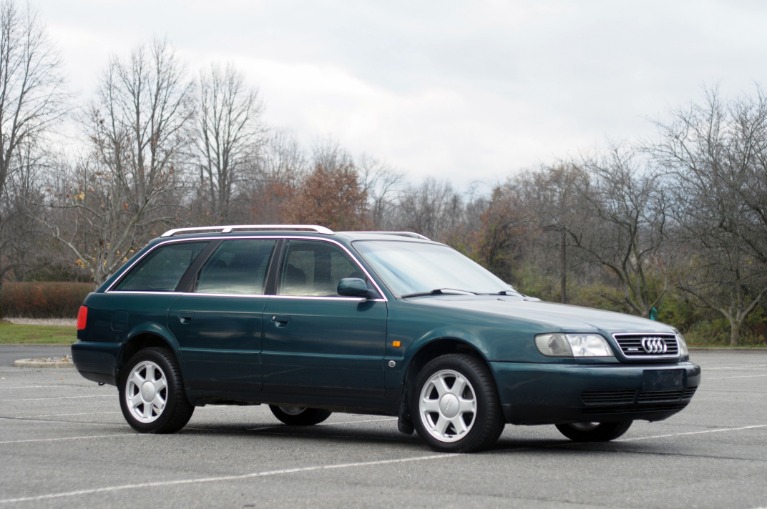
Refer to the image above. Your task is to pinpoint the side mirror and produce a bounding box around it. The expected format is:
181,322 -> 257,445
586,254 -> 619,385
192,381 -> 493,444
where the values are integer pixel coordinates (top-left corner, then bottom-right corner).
337,278 -> 372,298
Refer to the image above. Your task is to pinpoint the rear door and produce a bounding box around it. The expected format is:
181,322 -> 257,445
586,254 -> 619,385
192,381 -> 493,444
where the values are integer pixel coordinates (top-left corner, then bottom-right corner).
169,238 -> 277,400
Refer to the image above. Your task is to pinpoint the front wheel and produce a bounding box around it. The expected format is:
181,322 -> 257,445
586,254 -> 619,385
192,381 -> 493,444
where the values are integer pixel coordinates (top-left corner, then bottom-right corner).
555,420 -> 633,442
118,347 -> 194,433
269,405 -> 331,425
411,354 -> 504,453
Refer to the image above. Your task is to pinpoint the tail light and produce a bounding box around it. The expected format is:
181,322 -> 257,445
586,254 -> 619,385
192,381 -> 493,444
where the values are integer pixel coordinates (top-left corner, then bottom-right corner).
77,306 -> 88,331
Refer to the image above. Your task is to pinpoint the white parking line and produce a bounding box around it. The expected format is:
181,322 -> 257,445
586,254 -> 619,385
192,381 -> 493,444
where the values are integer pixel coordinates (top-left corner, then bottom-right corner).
699,364 -> 767,370
0,453 -> 456,505
13,411 -> 121,419
617,424 -> 767,442
0,416 -> 123,428
0,395 -> 112,402
0,385 -> 69,389
0,433 -> 135,445
704,374 -> 767,380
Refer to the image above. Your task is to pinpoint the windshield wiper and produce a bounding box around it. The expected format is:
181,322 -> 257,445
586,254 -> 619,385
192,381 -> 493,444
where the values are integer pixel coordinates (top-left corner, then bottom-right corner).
401,288 -> 478,298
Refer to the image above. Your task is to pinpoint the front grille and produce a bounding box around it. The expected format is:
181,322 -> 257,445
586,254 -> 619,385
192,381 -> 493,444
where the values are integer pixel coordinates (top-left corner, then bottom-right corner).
582,402 -> 689,415
637,390 -> 688,403
682,386 -> 697,399
613,333 -> 680,359
583,386 -> 696,406
582,390 -> 637,405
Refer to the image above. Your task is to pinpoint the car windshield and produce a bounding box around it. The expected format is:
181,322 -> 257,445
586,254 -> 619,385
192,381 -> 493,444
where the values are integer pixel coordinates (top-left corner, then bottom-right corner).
353,240 -> 519,297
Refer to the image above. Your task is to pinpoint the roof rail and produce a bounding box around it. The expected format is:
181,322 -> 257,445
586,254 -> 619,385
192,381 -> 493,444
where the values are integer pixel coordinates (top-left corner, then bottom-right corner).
342,231 -> 431,241
161,225 -> 334,237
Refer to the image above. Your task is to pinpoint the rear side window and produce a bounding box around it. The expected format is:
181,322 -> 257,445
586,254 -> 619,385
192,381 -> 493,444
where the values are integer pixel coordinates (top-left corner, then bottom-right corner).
195,239 -> 276,295
113,241 -> 208,292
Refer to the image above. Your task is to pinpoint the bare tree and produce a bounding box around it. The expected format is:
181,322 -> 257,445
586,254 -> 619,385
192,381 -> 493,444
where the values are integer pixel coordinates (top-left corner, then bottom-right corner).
568,147 -> 671,316
651,87 -> 767,344
46,39 -> 194,283
357,155 -> 402,229
393,178 -> 463,241
195,63 -> 264,223
243,130 -> 306,224
0,0 -> 65,280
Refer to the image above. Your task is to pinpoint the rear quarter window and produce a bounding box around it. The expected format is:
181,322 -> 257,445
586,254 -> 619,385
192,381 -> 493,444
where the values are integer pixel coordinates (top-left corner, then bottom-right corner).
113,241 -> 208,292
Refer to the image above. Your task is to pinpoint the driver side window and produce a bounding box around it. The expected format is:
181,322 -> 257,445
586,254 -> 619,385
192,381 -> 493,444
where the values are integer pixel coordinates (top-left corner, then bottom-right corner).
278,240 -> 362,297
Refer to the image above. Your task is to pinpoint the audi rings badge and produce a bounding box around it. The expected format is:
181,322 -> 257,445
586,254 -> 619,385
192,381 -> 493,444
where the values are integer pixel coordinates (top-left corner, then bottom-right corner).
641,337 -> 668,354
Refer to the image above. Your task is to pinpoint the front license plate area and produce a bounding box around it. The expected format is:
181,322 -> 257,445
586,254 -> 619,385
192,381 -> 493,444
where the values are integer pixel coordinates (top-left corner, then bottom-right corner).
642,369 -> 684,391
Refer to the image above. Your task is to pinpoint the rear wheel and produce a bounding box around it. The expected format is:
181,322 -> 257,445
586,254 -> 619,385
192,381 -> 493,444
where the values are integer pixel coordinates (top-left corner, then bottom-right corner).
411,354 -> 504,453
119,347 -> 194,433
269,405 -> 332,425
555,420 -> 633,442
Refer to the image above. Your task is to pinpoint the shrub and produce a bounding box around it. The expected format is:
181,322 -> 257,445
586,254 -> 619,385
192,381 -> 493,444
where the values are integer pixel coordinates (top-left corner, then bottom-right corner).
0,282 -> 94,318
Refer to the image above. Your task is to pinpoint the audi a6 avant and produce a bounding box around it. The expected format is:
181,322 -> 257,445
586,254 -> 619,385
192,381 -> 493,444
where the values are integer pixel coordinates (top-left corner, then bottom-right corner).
72,225 -> 701,452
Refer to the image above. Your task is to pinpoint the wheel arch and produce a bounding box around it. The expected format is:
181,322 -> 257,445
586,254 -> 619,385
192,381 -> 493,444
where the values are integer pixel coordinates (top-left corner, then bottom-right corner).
117,330 -> 180,382
404,337 -> 490,388
399,337 -> 499,425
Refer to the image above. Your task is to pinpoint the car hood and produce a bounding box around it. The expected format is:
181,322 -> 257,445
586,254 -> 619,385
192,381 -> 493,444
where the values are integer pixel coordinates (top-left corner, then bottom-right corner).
406,295 -> 674,334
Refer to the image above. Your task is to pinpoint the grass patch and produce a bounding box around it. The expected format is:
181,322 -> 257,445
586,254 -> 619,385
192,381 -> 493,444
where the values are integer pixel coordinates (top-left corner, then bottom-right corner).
0,321 -> 76,345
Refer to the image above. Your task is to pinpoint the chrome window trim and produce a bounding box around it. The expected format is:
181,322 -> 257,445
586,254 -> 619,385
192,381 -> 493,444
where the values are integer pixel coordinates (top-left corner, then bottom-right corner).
100,290 -> 188,296
269,294 -> 386,303
106,234 -> 388,302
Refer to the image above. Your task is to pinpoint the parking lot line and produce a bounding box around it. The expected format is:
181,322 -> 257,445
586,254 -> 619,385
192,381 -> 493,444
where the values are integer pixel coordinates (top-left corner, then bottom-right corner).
617,424 -> 767,442
0,433 -> 136,445
0,453 -> 456,506
0,394 -> 112,402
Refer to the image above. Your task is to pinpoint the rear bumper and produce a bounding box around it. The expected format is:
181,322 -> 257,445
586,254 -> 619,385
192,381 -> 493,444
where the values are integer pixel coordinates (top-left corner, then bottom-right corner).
71,341 -> 121,386
491,360 -> 701,425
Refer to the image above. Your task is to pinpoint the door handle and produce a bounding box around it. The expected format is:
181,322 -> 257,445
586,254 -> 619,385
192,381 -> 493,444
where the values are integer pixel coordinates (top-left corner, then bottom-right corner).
271,315 -> 290,327
178,315 -> 193,324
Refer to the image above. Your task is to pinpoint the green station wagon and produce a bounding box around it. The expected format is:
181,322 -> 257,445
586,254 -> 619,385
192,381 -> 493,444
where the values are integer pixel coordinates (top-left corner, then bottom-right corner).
72,225 -> 701,452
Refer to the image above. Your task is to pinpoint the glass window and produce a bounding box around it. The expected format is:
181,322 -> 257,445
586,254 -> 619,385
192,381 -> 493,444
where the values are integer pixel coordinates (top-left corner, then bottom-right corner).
279,240 -> 363,296
354,240 -> 519,297
196,239 -> 276,295
114,241 -> 208,292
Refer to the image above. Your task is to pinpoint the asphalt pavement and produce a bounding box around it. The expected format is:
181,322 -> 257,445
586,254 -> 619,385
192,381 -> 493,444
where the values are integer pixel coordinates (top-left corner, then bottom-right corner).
1,347 -> 765,509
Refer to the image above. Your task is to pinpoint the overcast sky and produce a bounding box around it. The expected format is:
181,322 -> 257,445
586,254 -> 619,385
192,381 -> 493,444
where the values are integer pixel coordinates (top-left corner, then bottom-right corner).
34,0 -> 767,188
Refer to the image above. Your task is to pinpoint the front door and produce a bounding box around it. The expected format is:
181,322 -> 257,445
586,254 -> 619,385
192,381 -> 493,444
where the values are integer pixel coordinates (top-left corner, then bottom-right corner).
262,239 -> 387,409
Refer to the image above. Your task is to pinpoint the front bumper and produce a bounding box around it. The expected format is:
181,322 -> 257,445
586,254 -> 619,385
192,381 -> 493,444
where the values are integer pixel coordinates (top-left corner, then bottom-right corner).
491,360 -> 701,425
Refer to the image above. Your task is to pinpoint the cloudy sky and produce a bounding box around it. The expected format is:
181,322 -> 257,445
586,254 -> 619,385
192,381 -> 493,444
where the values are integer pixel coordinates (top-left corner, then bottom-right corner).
34,0 -> 767,188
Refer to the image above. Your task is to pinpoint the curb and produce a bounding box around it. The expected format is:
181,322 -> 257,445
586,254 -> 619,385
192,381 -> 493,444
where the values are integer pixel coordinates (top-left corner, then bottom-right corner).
14,355 -> 73,368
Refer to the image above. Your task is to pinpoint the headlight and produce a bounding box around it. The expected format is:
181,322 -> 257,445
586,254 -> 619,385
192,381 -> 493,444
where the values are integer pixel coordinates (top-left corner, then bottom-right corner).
535,333 -> 614,357
674,330 -> 689,357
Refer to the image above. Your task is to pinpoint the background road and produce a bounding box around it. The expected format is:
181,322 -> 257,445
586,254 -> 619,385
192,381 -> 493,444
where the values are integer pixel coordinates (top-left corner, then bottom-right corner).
1,348 -> 765,509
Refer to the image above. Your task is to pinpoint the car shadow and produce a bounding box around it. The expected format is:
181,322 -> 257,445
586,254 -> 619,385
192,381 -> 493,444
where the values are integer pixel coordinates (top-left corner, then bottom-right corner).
176,420 -> 665,455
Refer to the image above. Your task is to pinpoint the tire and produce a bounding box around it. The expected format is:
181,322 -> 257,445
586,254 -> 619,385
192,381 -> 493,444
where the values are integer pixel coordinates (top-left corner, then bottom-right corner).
269,405 -> 332,426
410,354 -> 504,453
555,420 -> 633,442
118,347 -> 194,433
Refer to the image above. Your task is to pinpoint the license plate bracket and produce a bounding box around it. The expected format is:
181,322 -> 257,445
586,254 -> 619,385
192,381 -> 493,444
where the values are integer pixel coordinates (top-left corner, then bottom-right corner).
642,369 -> 684,391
